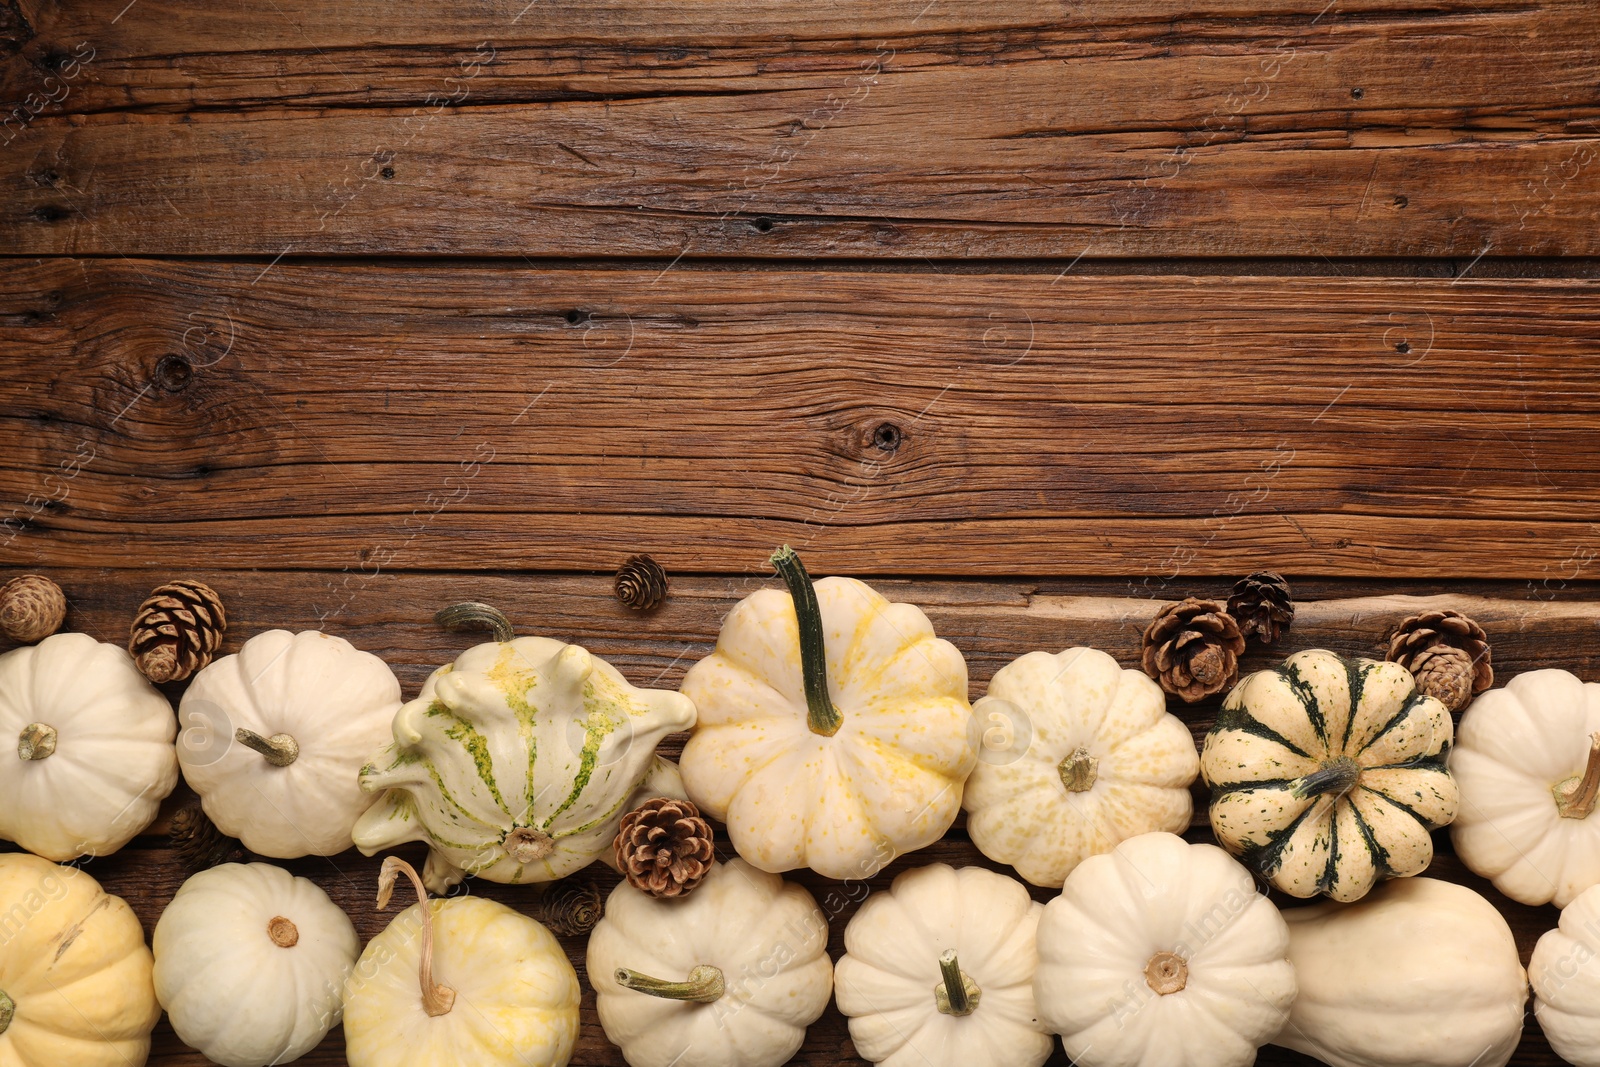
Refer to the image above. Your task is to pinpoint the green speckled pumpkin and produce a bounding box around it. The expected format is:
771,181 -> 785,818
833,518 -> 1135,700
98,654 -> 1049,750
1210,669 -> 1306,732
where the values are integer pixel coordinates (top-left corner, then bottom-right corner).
354,623 -> 697,892
1200,648 -> 1458,902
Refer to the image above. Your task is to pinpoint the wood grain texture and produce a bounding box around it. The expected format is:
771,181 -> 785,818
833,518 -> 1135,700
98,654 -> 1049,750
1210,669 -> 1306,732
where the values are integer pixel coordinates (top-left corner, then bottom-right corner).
4,570 -> 1587,1066
4,259 -> 1600,578
2,0 -> 1597,256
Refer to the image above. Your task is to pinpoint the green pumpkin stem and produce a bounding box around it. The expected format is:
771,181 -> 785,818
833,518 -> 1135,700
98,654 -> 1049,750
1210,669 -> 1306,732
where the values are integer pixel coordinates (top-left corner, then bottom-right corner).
0,989 -> 13,1036
377,856 -> 457,1017
234,728 -> 299,767
1556,733 -> 1600,820
435,602 -> 515,643
615,965 -> 726,1003
934,949 -> 981,1016
770,546 -> 842,737
1291,756 -> 1363,801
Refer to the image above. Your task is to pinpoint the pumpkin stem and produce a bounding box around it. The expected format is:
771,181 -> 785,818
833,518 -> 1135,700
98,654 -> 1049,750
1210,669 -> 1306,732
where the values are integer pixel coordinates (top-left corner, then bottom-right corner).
435,602 -> 514,643
1145,951 -> 1188,995
1291,756 -> 1363,801
1058,747 -> 1099,792
377,856 -> 457,1017
235,728 -> 299,767
16,723 -> 56,761
0,989 -> 13,1036
615,964 -> 726,1003
770,545 -> 842,737
934,949 -> 981,1016
267,916 -> 300,948
1555,733 -> 1600,820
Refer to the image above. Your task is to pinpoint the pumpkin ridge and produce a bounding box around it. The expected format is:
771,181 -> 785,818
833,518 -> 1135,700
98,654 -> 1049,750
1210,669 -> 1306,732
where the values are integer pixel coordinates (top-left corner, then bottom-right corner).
1280,659 -> 1329,749
1345,790 -> 1395,877
426,702 -> 508,813
1341,658 -> 1376,753
1239,798 -> 1323,877
1355,692 -> 1436,757
1357,782 -> 1450,832
1210,703 -> 1314,765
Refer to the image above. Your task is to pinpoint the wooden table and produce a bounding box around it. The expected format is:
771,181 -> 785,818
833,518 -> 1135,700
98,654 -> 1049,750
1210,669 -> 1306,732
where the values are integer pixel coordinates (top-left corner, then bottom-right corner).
3,2 -> 1597,1064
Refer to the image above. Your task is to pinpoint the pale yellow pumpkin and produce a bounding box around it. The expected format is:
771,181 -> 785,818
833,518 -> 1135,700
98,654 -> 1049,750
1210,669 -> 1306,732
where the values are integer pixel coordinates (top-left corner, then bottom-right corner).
343,858 -> 580,1067
0,852 -> 161,1067
680,548 -> 975,880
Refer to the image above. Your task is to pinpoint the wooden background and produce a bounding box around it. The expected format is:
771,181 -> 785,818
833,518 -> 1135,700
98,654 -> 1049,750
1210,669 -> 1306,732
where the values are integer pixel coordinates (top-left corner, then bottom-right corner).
2,0 -> 1598,1064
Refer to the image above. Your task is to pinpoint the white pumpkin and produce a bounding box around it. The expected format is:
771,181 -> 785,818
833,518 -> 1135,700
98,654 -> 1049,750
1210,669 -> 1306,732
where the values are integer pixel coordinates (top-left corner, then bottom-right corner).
180,629 -> 402,858
1450,668 -> 1600,907
343,857 -> 580,1067
1034,831 -> 1295,1067
154,863 -> 360,1067
355,604 -> 696,892
0,632 -> 178,860
588,858 -> 833,1067
1532,881 -> 1600,1067
680,547 -> 975,880
963,647 -> 1198,887
1276,877 -> 1526,1067
0,852 -> 161,1067
835,864 -> 1051,1067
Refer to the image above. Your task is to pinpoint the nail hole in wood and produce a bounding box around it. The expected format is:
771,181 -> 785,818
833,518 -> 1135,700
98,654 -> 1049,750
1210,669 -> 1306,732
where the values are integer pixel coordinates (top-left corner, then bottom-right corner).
751,217 -> 774,233
1392,195 -> 1408,208
1395,340 -> 1411,354
565,309 -> 590,326
872,423 -> 903,452
1350,88 -> 1364,99
154,354 -> 194,393
380,166 -> 395,179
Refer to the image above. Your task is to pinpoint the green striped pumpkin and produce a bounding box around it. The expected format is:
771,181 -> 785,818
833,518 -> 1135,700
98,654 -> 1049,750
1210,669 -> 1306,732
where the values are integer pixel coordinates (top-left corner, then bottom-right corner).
353,633 -> 697,892
1200,648 -> 1458,902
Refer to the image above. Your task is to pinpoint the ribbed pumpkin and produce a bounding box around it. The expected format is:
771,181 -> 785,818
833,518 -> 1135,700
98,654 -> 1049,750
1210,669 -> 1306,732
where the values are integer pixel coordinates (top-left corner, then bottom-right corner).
353,606 -> 697,892
1200,648 -> 1458,901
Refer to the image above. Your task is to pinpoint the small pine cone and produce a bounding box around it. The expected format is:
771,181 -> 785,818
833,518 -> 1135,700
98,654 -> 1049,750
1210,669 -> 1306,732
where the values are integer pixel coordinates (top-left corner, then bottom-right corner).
1227,571 -> 1294,645
614,797 -> 714,898
614,554 -> 668,611
1387,608 -> 1492,702
1142,598 -> 1247,703
170,802 -> 243,871
1408,644 -> 1477,713
129,580 -> 227,683
0,575 -> 67,643
538,878 -> 605,936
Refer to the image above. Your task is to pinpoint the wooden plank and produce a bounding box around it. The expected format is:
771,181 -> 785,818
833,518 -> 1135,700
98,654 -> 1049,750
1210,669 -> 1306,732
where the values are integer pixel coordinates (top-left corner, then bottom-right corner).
2,1 -> 1597,256
3,259 -> 1600,578
7,570 -> 1588,1066
14,567 -> 1600,728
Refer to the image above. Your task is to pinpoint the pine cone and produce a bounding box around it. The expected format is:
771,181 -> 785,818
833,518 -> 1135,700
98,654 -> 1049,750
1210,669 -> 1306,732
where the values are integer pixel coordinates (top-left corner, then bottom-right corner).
0,575 -> 67,643
1227,571 -> 1294,645
1407,644 -> 1477,713
129,580 -> 227,683
614,554 -> 668,611
1388,609 -> 1492,708
1142,598 -> 1247,703
538,878 -> 605,936
170,802 -> 243,871
614,797 -> 714,898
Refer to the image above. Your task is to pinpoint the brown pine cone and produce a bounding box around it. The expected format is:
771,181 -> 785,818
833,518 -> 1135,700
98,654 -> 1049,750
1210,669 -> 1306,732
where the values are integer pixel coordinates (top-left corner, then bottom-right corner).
614,797 -> 714,898
1407,644 -> 1477,713
1227,571 -> 1294,645
1142,598 -> 1247,703
538,878 -> 605,936
614,554 -> 668,611
170,802 -> 244,871
1388,608 -> 1492,708
129,579 -> 228,683
0,575 -> 67,643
